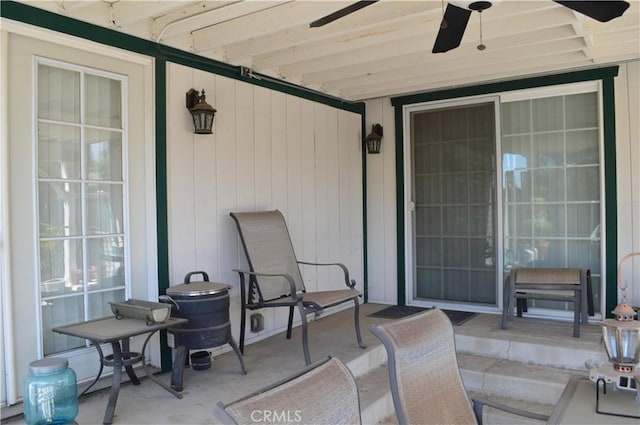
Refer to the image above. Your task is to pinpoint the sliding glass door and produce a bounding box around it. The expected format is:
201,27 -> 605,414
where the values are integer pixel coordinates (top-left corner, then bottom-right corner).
405,83 -> 603,316
501,88 -> 602,313
408,100 -> 499,308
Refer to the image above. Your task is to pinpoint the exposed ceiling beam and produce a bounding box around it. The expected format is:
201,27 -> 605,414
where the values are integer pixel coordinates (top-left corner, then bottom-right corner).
344,52 -> 595,100
322,38 -> 589,94
153,1 -> 291,42
224,1 -> 440,63
302,25 -> 579,86
271,7 -> 581,80
191,1 -> 342,51
335,40 -> 591,98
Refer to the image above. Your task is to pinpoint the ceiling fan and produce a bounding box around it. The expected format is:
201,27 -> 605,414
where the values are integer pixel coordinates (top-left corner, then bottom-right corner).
309,1 -> 630,53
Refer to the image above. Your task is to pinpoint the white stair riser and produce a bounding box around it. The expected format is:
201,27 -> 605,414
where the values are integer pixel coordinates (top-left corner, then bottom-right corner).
461,368 -> 566,405
455,334 -> 608,369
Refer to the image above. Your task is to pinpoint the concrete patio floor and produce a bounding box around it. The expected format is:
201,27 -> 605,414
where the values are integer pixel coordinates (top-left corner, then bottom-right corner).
2,303 -> 605,425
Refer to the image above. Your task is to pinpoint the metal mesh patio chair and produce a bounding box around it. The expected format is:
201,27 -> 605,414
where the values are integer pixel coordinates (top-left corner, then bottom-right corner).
370,308 -> 550,425
230,210 -> 366,366
215,356 -> 361,425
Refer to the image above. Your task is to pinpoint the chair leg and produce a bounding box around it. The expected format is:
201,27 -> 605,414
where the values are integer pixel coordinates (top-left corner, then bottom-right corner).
297,303 -> 311,366
239,272 -> 247,354
581,283 -> 589,324
228,337 -> 247,375
286,306 -> 294,339
501,282 -> 510,329
582,269 -> 592,324
572,291 -> 581,338
353,298 -> 367,349
586,269 -> 595,317
517,298 -> 526,317
473,400 -> 485,425
239,306 -> 247,354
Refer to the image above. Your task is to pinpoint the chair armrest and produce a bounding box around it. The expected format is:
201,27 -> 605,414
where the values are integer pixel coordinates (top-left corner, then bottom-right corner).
297,261 -> 355,288
471,396 -> 550,424
232,269 -> 301,301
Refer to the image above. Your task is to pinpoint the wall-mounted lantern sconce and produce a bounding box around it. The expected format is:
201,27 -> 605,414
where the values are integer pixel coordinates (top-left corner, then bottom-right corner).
186,88 -> 216,134
365,124 -> 383,154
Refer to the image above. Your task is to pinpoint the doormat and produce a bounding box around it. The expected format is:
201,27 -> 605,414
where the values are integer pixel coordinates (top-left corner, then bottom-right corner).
368,306 -> 477,326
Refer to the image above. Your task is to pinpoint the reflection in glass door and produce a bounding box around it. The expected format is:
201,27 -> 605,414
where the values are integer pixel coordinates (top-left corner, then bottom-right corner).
37,61 -> 127,355
502,90 -> 602,314
410,101 -> 498,307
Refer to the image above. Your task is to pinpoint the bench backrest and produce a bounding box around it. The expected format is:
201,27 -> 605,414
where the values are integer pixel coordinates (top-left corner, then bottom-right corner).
513,268 -> 582,285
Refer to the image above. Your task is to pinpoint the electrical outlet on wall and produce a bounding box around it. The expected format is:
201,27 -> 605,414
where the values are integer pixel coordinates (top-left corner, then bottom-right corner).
250,314 -> 264,333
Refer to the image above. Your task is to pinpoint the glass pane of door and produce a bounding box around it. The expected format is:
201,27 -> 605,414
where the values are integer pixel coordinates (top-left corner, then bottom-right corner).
502,91 -> 602,313
411,102 -> 498,306
37,62 -> 127,355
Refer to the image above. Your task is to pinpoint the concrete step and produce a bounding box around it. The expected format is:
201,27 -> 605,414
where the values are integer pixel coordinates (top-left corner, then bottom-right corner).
356,364 -> 394,425
454,313 -> 607,370
376,413 -> 398,425
353,356 -> 561,425
352,353 -> 565,425
369,398 -> 551,425
346,344 -> 395,424
467,393 -> 552,425
459,352 -> 578,405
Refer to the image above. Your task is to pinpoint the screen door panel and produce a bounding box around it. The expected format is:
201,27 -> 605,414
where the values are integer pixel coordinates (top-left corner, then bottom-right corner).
412,102 -> 497,305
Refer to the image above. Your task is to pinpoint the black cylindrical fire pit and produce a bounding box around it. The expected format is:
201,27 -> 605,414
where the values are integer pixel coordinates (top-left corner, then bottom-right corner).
165,271 -> 231,348
161,271 -> 246,390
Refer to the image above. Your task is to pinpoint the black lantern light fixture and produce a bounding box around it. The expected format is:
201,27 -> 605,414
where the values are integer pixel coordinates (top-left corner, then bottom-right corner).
186,88 -> 216,134
365,124 -> 383,154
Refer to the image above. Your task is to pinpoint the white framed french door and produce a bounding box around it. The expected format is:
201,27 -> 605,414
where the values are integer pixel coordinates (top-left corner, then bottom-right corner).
36,57 -> 130,356
2,30 -> 154,404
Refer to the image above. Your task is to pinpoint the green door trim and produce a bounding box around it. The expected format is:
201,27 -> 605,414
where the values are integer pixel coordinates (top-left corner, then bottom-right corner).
391,67 -> 619,313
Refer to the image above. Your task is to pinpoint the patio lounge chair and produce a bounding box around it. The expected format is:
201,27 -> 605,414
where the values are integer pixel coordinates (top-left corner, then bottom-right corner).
215,356 -> 361,425
230,210 -> 366,366
370,309 -> 550,425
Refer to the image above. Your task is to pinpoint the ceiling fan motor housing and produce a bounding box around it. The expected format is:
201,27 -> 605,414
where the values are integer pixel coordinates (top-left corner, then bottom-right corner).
469,1 -> 492,12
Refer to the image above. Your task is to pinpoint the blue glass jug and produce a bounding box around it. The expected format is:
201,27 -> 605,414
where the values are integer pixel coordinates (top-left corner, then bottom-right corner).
23,358 -> 78,425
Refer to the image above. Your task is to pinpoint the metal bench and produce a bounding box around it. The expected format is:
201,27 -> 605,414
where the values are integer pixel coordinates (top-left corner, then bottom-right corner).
501,268 -> 594,337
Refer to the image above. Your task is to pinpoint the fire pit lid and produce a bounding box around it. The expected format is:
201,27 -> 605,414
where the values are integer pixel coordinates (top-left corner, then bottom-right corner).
166,281 -> 231,297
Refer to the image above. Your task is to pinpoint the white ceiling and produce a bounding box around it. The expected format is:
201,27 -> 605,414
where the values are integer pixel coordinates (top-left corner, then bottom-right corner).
19,0 -> 640,101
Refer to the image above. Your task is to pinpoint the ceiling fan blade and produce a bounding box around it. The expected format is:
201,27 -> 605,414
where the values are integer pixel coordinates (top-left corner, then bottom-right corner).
553,1 -> 630,22
432,3 -> 472,53
310,0 -> 379,28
